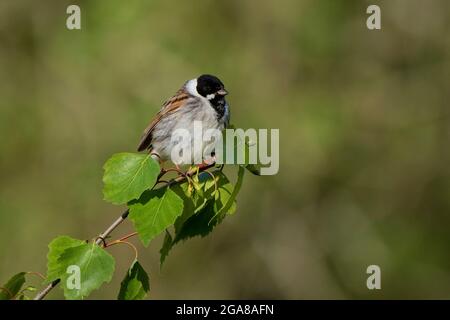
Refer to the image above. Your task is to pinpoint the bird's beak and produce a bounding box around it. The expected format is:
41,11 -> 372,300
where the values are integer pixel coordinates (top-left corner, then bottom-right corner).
217,88 -> 228,96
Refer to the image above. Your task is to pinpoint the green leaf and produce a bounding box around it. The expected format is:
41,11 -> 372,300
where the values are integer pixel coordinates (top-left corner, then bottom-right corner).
46,236 -> 86,283
171,179 -> 213,233
174,172 -> 235,243
158,181 -> 200,268
129,186 -> 184,247
0,272 -> 26,300
47,240 -> 115,300
159,230 -> 173,268
215,166 -> 245,216
118,260 -> 150,300
171,184 -> 196,231
242,138 -> 262,175
244,164 -> 261,176
174,201 -> 225,244
211,172 -> 237,216
172,171 -> 227,235
159,170 -> 242,265
103,153 -> 160,205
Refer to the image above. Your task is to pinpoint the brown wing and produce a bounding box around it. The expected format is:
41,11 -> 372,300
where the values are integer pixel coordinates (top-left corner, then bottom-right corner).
137,87 -> 190,151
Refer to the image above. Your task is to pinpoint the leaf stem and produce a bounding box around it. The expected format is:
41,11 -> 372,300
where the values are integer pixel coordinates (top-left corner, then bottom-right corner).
115,231 -> 138,242
26,271 -> 46,281
105,240 -> 139,261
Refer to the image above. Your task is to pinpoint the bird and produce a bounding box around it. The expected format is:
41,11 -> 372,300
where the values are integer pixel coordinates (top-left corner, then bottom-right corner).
137,74 -> 230,165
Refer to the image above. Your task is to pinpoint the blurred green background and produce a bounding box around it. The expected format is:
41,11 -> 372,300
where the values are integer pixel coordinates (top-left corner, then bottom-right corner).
1,0 -> 450,299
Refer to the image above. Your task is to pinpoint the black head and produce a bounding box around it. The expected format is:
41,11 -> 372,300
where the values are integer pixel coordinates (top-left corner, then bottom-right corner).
196,74 -> 228,100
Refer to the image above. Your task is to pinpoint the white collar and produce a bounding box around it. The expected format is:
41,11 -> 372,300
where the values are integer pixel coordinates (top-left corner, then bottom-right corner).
185,78 -> 202,98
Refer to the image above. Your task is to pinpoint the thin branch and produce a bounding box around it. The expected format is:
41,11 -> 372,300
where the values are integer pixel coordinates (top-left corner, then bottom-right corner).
105,240 -> 139,261
33,162 -> 216,300
26,271 -> 46,281
114,231 -> 138,243
33,279 -> 59,300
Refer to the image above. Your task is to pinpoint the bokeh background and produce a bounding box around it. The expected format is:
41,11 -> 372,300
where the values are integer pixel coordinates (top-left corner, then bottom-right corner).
1,0 -> 450,299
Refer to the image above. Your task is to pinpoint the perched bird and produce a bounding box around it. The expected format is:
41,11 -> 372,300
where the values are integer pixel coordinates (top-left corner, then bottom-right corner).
137,74 -> 230,165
